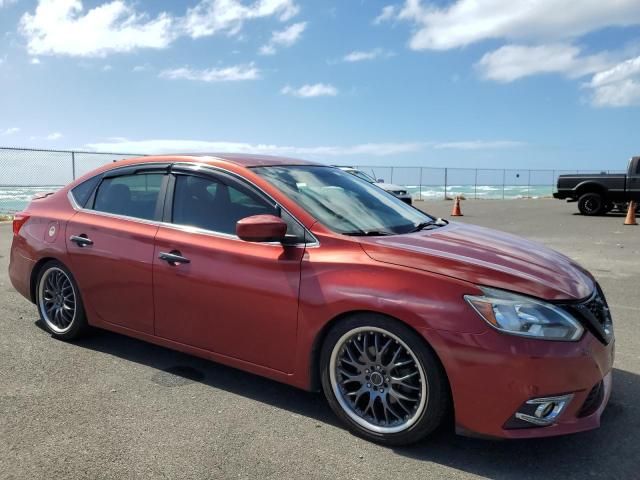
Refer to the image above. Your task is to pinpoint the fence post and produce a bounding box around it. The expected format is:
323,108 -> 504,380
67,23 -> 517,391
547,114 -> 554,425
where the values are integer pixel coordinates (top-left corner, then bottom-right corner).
502,169 -> 506,199
474,168 -> 478,199
390,166 -> 394,184
444,168 -> 448,200
71,151 -> 76,180
418,168 -> 423,201
527,169 -> 531,198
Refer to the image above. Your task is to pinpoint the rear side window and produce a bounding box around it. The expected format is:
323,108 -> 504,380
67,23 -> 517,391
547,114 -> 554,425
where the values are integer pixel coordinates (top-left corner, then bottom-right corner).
71,176 -> 101,208
93,173 -> 163,220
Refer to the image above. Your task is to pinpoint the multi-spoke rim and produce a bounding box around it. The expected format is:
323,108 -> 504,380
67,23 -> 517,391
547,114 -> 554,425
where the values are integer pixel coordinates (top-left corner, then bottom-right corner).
329,327 -> 428,434
583,197 -> 600,214
38,267 -> 76,334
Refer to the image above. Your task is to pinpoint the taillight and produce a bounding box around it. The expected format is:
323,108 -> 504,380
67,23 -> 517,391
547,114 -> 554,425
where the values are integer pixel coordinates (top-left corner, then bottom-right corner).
12,213 -> 30,236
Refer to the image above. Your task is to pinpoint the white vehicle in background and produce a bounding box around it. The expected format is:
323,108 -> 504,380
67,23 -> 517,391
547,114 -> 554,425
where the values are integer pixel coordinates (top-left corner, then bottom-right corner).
337,166 -> 413,205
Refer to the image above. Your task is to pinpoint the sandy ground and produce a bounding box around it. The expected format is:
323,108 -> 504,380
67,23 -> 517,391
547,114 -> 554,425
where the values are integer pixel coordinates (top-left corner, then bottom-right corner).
0,198 -> 638,480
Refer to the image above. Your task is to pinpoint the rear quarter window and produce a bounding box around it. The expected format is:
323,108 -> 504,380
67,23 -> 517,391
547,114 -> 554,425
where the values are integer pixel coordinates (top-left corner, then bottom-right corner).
70,176 -> 101,208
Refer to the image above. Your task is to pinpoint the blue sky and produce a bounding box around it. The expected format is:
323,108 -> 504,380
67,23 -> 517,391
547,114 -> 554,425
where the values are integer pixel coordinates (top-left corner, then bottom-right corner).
1,0 -> 640,169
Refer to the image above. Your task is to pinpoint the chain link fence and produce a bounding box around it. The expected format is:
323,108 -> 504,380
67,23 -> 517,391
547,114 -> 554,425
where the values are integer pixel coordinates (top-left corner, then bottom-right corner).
0,146 -> 626,213
0,147 -> 138,213
353,165 -> 625,201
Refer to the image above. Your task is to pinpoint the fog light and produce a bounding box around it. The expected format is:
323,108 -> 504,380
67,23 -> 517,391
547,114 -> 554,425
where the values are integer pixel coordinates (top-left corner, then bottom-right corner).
514,394 -> 573,426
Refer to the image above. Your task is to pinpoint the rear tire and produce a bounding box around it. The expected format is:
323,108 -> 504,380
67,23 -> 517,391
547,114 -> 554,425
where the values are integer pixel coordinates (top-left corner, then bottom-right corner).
320,313 -> 450,446
578,193 -> 605,216
36,260 -> 88,340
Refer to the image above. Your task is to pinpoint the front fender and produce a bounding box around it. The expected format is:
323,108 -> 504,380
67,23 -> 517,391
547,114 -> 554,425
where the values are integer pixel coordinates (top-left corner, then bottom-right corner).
291,241 -> 489,389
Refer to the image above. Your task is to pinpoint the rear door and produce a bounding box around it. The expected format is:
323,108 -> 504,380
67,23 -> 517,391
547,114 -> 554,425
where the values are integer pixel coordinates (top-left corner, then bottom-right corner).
66,166 -> 169,334
152,167 -> 307,373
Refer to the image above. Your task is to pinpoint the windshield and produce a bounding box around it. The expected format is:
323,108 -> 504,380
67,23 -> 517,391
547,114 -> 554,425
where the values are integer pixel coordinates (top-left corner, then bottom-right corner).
348,169 -> 376,183
253,165 -> 431,235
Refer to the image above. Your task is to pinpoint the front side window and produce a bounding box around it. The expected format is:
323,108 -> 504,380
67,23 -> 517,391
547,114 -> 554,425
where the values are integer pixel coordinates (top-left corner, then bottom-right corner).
171,174 -> 308,242
172,174 -> 276,235
253,166 -> 431,235
93,173 -> 163,220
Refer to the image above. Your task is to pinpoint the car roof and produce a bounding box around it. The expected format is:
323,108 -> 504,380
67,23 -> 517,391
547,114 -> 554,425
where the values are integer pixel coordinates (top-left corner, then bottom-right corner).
122,153 -> 321,168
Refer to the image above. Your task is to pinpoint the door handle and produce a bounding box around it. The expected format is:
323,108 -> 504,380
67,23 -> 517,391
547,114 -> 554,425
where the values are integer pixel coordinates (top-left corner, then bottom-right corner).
159,251 -> 191,266
70,235 -> 93,247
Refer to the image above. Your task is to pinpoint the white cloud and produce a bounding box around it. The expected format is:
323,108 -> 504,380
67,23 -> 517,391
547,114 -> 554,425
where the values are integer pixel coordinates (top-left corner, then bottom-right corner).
20,0 -> 175,57
477,44 -> 615,83
132,63 -> 150,72
19,0 -> 300,58
259,21 -> 306,55
183,0 -> 299,39
373,5 -> 396,25
159,64 -> 260,82
588,56 -> 640,107
30,57 -> 41,64
433,140 -> 525,150
1,127 -> 20,136
343,48 -> 392,63
281,83 -> 338,97
85,138 -> 524,156
392,0 -> 640,51
85,138 -> 427,156
46,132 -> 63,140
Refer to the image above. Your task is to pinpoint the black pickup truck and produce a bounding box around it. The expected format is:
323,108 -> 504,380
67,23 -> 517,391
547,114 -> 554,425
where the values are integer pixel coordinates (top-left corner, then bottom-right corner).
554,156 -> 640,215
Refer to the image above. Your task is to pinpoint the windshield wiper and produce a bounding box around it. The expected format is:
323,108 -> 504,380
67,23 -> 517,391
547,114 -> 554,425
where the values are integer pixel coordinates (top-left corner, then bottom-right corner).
408,218 -> 448,233
343,230 -> 395,237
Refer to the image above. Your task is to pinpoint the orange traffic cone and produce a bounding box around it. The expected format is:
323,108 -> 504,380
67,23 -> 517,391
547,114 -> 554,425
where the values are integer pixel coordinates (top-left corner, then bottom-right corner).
624,201 -> 637,225
451,196 -> 463,216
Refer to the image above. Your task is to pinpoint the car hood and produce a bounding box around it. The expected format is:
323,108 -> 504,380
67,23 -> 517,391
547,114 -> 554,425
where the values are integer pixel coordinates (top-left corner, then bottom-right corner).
358,222 -> 594,301
376,182 -> 407,192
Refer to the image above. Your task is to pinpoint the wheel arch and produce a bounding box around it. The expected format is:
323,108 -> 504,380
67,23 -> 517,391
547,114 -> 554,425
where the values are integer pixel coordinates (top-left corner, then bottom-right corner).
575,182 -> 608,197
308,309 -> 449,394
29,256 -> 64,302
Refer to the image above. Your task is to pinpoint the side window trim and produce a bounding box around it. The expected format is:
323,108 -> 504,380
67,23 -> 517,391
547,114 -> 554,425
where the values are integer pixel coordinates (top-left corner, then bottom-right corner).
165,168 -> 313,244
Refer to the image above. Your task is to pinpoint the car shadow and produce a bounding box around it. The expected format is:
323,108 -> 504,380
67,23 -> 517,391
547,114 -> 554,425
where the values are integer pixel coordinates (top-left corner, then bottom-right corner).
37,320 -> 638,479
35,320 -> 339,427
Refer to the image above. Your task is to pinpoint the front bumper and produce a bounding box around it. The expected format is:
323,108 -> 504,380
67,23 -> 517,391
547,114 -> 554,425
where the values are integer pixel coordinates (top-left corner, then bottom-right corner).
425,327 -> 614,439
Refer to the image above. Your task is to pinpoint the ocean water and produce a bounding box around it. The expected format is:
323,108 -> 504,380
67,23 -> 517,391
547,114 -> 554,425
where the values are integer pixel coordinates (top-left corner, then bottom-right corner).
0,184 -> 555,214
406,185 -> 554,200
0,186 -> 62,213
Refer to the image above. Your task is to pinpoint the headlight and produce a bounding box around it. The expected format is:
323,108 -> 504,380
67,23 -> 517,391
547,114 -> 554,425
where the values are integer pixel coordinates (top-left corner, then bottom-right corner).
465,287 -> 584,341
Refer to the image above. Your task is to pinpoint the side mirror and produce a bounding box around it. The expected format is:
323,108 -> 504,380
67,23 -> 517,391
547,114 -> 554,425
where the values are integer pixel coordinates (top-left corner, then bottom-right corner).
377,178 -> 385,183
236,214 -> 287,243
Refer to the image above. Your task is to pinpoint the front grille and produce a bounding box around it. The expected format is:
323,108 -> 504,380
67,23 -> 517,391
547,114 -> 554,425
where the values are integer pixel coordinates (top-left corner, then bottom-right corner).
578,381 -> 604,417
561,284 -> 613,345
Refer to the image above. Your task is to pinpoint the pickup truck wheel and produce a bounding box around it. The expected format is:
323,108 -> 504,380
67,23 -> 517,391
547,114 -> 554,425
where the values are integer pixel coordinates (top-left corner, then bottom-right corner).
578,193 -> 605,216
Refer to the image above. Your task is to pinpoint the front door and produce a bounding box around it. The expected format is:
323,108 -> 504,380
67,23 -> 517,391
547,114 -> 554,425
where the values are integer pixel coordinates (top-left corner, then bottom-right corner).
66,170 -> 166,334
152,169 -> 306,373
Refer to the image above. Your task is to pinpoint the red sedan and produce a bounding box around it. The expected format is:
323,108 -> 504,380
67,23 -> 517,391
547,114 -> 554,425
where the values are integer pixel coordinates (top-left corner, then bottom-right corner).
9,154 -> 614,445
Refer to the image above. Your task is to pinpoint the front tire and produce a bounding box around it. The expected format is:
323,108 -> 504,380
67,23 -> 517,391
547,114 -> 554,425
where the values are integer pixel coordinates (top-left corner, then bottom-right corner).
320,314 -> 450,446
578,192 -> 605,216
36,260 -> 88,340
